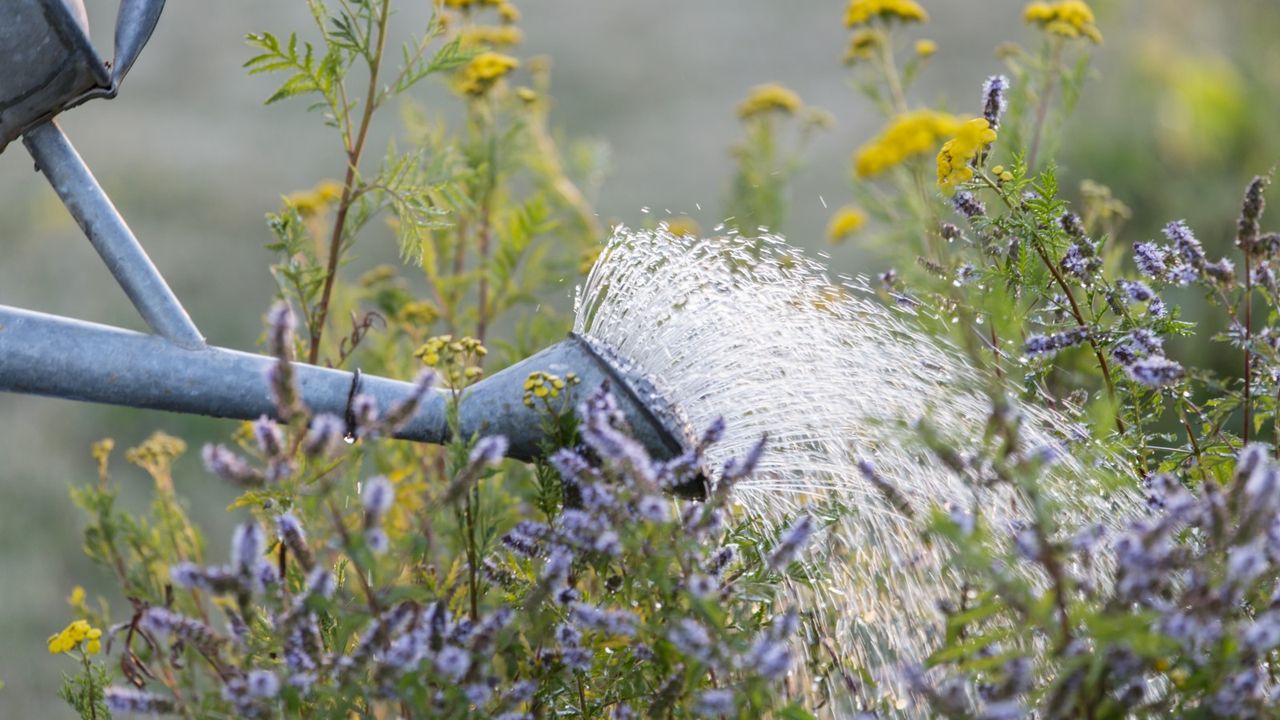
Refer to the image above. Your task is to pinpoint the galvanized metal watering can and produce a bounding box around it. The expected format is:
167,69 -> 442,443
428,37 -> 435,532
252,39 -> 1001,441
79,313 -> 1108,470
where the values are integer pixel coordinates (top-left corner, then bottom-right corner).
0,0 -> 703,497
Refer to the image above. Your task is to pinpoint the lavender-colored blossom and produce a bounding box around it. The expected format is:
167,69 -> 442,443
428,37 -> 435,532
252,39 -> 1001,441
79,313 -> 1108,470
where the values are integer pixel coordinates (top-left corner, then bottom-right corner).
981,75 -> 1009,129
669,618 -> 714,664
1164,220 -> 1205,268
232,521 -> 265,578
266,301 -> 295,358
304,566 -> 336,601
1168,264 -> 1199,286
202,444 -> 262,486
252,415 -> 284,459
687,573 -> 717,599
469,435 -> 509,467
745,634 -> 793,681
1147,296 -> 1168,317
104,687 -> 176,714
540,545 -> 574,584
570,602 -> 638,637
303,413 -> 345,458
580,387 -> 659,488
1133,241 -> 1167,277
169,562 -> 242,595
722,434 -> 768,486
464,683 -> 493,705
362,475 -> 395,524
1205,257 -> 1235,284
1228,542 -> 1269,588
1059,211 -> 1086,239
706,546 -> 736,577
953,190 -> 985,219
1124,355 -> 1184,387
694,689 -> 735,717
276,511 -> 315,571
1111,328 -> 1163,366
142,607 -> 223,652
1238,175 -> 1269,252
246,669 -> 280,699
635,494 -> 670,523
1117,279 -> 1155,303
365,527 -> 389,554
380,368 -> 437,431
1241,611 -> 1280,654
350,393 -> 379,436
1023,327 -> 1088,358
593,529 -> 622,556
265,361 -> 302,420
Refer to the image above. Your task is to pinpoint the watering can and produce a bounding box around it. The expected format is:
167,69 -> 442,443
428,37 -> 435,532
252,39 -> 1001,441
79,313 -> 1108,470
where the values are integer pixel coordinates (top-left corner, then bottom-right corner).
0,0 -> 705,498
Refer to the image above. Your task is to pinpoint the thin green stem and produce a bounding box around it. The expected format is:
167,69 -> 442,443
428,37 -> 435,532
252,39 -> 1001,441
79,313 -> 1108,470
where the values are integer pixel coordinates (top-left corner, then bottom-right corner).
308,0 -> 393,366
1026,37 -> 1064,174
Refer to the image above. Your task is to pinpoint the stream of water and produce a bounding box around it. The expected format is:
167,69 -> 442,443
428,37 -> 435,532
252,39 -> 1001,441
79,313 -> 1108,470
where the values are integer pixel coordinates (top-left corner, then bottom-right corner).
575,226 -> 1142,716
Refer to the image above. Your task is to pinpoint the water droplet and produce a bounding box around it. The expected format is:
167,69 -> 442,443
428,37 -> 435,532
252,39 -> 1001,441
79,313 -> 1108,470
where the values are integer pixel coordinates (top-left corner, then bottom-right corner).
343,433 -> 356,445
640,206 -> 651,214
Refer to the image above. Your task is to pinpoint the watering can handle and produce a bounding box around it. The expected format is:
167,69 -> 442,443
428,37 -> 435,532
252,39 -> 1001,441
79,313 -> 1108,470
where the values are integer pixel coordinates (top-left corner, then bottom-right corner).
109,0 -> 167,93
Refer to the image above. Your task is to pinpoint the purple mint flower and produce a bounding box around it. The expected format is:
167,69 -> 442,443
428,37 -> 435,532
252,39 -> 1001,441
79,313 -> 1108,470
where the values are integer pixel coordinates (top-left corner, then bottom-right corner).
693,689 -> 735,717
362,475 -> 395,524
303,413 -> 345,457
982,75 -> 1010,129
276,511 -> 315,571
246,669 -> 280,699
1024,326 -> 1088,358
469,435 -> 509,467
365,527 -> 389,555
1117,279 -> 1155,303
104,687 -> 176,714
253,415 -> 284,458
202,444 -> 262,486
1133,242 -> 1167,277
1124,355 -> 1184,387
635,495 -> 670,523
231,521 -> 265,578
1163,220 -> 1205,268
435,646 -> 471,681
768,515 -> 816,571
953,191 -> 985,219
350,393 -> 379,436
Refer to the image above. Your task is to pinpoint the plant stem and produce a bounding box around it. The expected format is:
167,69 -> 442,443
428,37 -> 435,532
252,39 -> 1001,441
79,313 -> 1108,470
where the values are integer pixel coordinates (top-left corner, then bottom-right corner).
308,0 -> 392,366
1026,38 -> 1063,174
1029,240 -> 1125,433
1243,251 -> 1253,444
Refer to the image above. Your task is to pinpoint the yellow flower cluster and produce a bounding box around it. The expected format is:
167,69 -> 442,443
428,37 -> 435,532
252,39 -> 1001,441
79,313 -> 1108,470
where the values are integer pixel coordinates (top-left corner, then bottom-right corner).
458,52 -> 520,96
285,180 -> 344,217
914,39 -> 937,57
826,207 -> 868,244
459,25 -> 523,49
736,83 -> 803,120
1024,1 -> 1102,43
415,335 -> 486,386
844,29 -> 884,64
854,110 -> 961,178
48,619 -> 102,655
522,370 -> 579,408
845,0 -> 928,27
397,300 -> 440,327
936,118 -> 997,194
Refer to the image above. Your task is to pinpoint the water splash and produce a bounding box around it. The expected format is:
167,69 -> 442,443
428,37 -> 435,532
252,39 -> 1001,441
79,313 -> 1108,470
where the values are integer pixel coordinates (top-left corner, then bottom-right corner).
575,226 -> 1141,715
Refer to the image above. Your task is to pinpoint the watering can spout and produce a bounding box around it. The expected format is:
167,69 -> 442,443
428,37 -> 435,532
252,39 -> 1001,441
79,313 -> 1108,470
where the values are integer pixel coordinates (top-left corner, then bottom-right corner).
0,307 -> 706,499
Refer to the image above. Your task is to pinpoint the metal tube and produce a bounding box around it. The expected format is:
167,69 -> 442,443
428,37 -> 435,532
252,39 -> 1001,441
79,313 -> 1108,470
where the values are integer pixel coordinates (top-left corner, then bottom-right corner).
22,121 -> 205,349
0,307 -> 701,496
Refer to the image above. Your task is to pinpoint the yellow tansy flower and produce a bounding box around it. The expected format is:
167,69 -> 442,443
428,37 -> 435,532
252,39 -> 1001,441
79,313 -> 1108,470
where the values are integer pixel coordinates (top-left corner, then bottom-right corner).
48,619 -> 102,656
936,118 -> 997,194
845,0 -> 928,28
844,29 -> 884,64
736,83 -> 803,120
854,110 -> 962,178
914,39 -> 938,57
1024,1 -> 1102,43
459,52 -> 520,96
498,2 -> 520,23
459,25 -> 523,49
67,586 -> 85,607
827,207 -> 868,244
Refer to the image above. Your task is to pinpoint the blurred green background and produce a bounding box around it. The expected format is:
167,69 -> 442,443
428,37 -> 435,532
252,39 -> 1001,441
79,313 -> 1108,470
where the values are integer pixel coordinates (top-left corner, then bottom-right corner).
2,1 -> 1278,714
